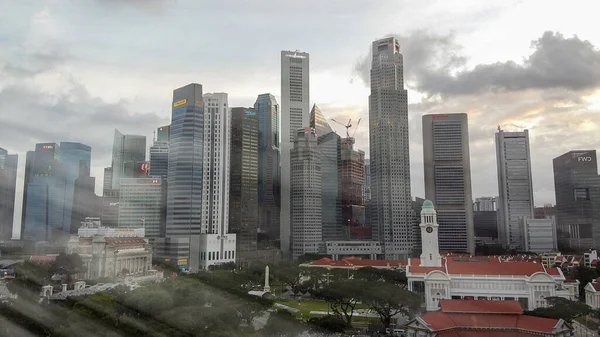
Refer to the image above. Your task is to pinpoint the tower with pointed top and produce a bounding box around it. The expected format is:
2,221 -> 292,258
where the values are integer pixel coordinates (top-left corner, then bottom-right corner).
420,200 -> 442,267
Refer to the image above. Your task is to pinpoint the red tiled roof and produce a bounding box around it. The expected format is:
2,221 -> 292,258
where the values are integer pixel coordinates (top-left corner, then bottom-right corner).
592,259 -> 599,266
437,332 -> 540,337
79,238 -> 92,245
440,300 -> 523,314
29,255 -> 56,262
420,312 -> 560,333
591,279 -> 600,291
446,256 -> 559,277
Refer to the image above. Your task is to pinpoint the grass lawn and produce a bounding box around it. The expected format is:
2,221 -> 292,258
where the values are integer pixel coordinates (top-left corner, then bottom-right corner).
276,299 -> 370,321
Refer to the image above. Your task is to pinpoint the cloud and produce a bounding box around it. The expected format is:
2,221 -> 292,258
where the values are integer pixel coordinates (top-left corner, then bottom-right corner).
94,0 -> 172,13
354,31 -> 600,97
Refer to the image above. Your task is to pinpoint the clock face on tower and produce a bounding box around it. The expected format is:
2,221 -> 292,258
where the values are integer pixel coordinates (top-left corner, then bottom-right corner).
426,226 -> 433,234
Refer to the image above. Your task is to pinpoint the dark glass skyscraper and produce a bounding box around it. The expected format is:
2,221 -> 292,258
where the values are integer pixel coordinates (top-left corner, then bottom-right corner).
0,147 -> 18,241
110,129 -> 146,189
553,150 -> 600,250
59,142 -> 92,234
229,107 -> 259,266
254,94 -> 280,248
150,125 -> 170,179
23,143 -> 66,242
20,151 -> 34,239
70,160 -> 100,233
166,84 -> 205,238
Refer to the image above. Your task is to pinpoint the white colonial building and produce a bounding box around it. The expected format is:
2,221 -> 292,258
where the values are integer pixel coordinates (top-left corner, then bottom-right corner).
66,234 -> 153,280
407,200 -> 578,311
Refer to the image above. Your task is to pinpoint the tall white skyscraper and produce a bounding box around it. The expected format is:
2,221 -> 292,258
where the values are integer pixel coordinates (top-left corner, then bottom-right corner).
369,37 -> 414,259
422,113 -> 474,254
280,50 -> 310,257
495,128 -> 534,250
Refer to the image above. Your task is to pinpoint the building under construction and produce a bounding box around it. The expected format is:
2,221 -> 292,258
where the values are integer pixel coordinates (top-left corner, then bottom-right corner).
340,137 -> 367,240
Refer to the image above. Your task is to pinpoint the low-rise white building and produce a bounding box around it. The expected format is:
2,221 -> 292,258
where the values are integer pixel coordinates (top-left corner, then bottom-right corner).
407,200 -> 578,311
66,234 -> 153,279
325,241 -> 382,260
585,277 -> 600,309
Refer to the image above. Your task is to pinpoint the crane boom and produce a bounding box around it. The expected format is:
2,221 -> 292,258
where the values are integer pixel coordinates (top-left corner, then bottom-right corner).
330,118 -> 352,138
352,118 -> 362,137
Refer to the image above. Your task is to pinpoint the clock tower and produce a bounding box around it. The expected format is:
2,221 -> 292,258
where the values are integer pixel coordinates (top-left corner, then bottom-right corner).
420,200 -> 442,267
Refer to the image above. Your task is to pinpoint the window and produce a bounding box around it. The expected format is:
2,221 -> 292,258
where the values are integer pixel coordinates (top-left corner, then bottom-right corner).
574,188 -> 590,201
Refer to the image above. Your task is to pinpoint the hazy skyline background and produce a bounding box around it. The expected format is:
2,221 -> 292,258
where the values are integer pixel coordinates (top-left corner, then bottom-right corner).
1,0 -> 599,235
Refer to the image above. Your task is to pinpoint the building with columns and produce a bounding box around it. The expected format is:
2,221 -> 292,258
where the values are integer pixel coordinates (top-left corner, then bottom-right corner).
66,234 -> 153,280
406,200 -> 578,311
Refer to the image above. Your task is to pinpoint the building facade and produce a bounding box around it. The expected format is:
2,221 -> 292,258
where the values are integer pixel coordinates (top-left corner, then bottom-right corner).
341,138 -> 367,240
66,234 -> 152,279
290,128 -> 321,260
149,125 -> 170,179
254,94 -> 280,249
59,142 -> 92,234
369,37 -> 414,259
495,129 -> 535,250
70,160 -> 100,234
0,148 -> 17,241
553,150 -> 600,250
110,130 -> 146,190
118,177 -> 165,242
280,50 -> 310,257
474,197 -> 498,212
23,143 -> 76,242
520,218 -> 557,253
473,210 -> 498,240
423,113 -> 474,254
164,84 -> 235,271
229,107 -> 259,266
406,201 -> 577,312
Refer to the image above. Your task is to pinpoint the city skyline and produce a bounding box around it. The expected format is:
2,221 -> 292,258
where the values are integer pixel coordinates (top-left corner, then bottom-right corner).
2,1 -> 600,237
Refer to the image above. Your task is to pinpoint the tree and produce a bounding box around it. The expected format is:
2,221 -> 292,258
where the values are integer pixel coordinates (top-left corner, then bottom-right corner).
208,262 -> 236,271
526,297 -> 593,324
362,281 -> 421,328
308,315 -> 348,333
353,266 -> 407,286
312,279 -> 366,324
49,253 -> 86,285
274,264 -> 307,296
574,265 -> 599,299
6,261 -> 52,302
296,253 -> 327,265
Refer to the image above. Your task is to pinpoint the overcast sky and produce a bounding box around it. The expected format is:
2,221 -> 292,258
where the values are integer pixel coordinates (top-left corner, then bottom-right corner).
1,0 -> 600,234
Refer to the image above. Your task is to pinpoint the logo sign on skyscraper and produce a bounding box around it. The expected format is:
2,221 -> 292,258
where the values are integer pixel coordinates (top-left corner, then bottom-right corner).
136,161 -> 150,177
244,110 -> 256,116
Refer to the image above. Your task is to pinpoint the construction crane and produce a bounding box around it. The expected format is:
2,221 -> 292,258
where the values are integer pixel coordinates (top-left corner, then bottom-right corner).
352,118 -> 362,138
331,118 -> 352,138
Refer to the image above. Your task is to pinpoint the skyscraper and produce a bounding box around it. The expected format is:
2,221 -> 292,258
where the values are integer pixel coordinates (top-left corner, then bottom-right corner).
254,94 -> 280,248
281,50 -> 310,257
20,151 -> 34,240
422,113 -> 474,254
103,167 -> 112,194
23,143 -> 66,242
149,125 -> 170,179
340,138 -> 367,240
119,177 -> 165,241
474,197 -> 498,212
229,107 -> 259,266
495,128 -> 534,250
310,104 -> 341,242
110,129 -> 146,190
164,84 -> 235,271
70,160 -> 100,234
369,37 -> 413,259
59,142 -> 92,233
553,150 -> 600,250
291,127 -> 321,259
0,148 -> 18,241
